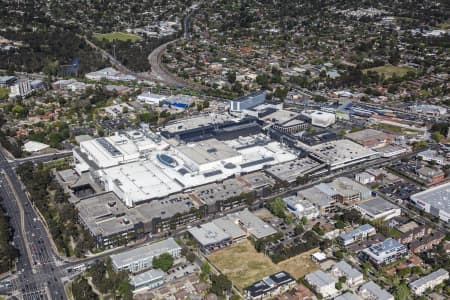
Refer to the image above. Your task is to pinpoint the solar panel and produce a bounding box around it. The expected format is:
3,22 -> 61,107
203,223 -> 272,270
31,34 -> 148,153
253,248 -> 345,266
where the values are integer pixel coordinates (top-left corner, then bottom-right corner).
204,170 -> 222,177
97,137 -> 122,157
240,157 -> 275,168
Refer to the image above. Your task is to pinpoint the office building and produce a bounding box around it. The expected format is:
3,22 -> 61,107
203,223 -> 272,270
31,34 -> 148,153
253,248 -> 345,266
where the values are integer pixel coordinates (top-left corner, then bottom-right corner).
9,80 -> 33,98
230,91 -> 266,112
297,183 -> 337,214
301,110 -> 336,127
338,224 -> 376,246
410,182 -> 450,223
328,177 -> 372,205
409,268 -> 449,295
360,238 -> 408,266
110,238 -> 181,273
283,196 -> 319,220
354,172 -> 375,185
304,270 -> 338,298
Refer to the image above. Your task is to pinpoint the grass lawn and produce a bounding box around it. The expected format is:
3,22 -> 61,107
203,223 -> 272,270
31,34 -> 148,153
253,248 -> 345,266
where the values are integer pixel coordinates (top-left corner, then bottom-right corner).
363,64 -> 414,79
0,87 -> 9,100
438,22 -> 450,29
93,32 -> 140,42
208,240 -> 281,290
277,248 -> 320,279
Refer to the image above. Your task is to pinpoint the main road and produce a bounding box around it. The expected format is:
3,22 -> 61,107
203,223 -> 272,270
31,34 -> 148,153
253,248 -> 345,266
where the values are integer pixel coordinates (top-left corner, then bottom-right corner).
0,149 -> 69,299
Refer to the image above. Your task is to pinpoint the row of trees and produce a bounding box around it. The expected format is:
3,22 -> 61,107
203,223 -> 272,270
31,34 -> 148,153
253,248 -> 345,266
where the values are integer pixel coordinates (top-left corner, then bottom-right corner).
88,259 -> 133,300
16,162 -> 95,257
0,202 -> 19,273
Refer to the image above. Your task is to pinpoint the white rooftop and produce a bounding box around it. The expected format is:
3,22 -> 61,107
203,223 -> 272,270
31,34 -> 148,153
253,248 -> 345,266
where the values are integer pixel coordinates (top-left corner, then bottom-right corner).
23,141 -> 50,153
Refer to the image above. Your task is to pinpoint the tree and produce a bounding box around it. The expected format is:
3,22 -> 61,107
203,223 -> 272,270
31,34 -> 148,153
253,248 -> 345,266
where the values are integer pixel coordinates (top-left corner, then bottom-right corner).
71,276 -> 98,300
186,251 -> 196,263
12,105 -> 28,118
393,283 -> 410,300
294,224 -> 304,235
431,131 -> 443,143
210,274 -> 232,296
227,71 -> 236,84
267,198 -> 286,218
201,262 -> 211,280
152,253 -> 174,272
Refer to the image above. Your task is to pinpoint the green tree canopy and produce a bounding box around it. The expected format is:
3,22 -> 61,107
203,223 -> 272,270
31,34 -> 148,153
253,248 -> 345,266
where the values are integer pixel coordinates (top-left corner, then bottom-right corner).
152,252 -> 174,272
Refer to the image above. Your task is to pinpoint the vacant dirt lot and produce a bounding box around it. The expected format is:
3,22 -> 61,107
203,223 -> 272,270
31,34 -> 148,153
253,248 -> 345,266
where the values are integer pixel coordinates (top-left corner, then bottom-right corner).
277,248 -> 320,279
208,241 -> 321,290
208,240 -> 281,290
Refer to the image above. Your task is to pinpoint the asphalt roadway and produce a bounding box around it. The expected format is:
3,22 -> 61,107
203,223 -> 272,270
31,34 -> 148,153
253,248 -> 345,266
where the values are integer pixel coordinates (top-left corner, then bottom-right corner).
0,151 -> 69,300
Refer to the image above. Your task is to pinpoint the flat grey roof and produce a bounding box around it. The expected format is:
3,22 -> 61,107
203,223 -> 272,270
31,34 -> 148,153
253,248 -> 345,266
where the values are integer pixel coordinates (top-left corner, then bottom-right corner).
266,158 -> 322,183
298,185 -> 335,208
410,182 -> 450,213
305,270 -> 336,287
409,269 -> 448,290
212,217 -> 246,239
339,224 -> 375,242
111,238 -> 181,269
228,209 -> 277,239
191,177 -> 251,205
333,261 -> 363,281
177,139 -> 239,165
137,193 -> 200,220
162,113 -> 236,133
188,222 -> 231,246
76,192 -> 139,236
359,281 -> 393,300
335,292 -> 361,300
358,198 -> 399,215
130,268 -> 166,287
